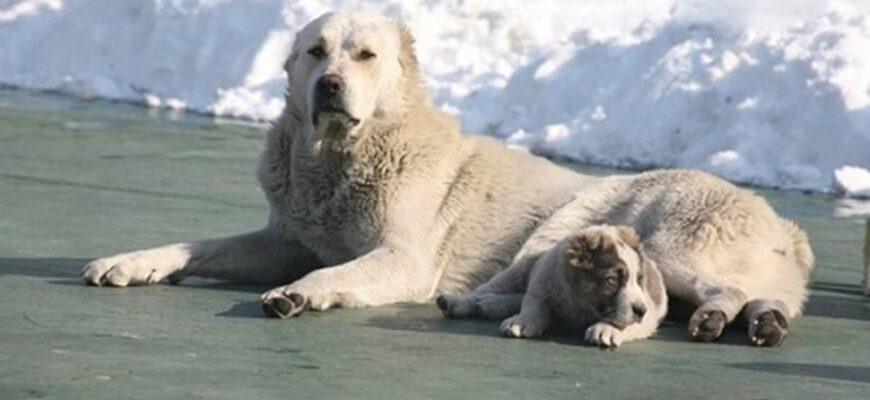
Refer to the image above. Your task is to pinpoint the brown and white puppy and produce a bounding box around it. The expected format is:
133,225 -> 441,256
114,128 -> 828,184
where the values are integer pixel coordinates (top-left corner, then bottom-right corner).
439,225 -> 667,348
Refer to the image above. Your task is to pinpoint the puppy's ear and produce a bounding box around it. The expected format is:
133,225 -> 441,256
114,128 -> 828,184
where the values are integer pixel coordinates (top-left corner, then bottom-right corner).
566,234 -> 597,270
616,226 -> 640,249
397,24 -> 419,72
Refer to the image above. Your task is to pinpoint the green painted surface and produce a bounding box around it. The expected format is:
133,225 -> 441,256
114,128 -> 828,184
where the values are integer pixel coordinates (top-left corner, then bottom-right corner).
0,90 -> 868,399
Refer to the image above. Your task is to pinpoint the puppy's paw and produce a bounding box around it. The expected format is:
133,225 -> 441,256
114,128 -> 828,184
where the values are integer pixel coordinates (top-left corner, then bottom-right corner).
584,322 -> 623,348
82,250 -> 182,287
500,315 -> 544,338
748,309 -> 789,347
436,294 -> 479,319
688,309 -> 727,342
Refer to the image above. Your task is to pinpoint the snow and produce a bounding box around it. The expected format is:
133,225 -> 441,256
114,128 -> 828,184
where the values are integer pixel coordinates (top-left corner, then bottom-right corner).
1,0 -> 869,197
834,166 -> 870,198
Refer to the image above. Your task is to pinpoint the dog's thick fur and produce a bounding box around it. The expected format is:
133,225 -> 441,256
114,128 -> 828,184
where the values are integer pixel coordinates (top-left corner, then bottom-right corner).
441,170 -> 814,346
439,225 -> 667,348
81,12 -> 590,316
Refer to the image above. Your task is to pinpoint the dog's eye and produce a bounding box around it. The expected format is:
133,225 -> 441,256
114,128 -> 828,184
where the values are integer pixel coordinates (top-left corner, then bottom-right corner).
357,49 -> 377,61
637,274 -> 644,284
605,276 -> 618,286
308,46 -> 326,60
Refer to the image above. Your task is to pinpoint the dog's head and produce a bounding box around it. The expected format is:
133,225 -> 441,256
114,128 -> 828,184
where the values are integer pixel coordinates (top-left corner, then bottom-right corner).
284,12 -> 422,139
563,225 -> 654,329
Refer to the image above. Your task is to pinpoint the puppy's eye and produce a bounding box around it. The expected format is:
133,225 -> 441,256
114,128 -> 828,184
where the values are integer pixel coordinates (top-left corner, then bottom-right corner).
308,46 -> 326,60
357,49 -> 377,61
637,274 -> 644,284
605,276 -> 618,286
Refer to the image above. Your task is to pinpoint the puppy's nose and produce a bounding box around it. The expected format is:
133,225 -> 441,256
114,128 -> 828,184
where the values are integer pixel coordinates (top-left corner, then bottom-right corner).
631,303 -> 647,319
317,74 -> 344,95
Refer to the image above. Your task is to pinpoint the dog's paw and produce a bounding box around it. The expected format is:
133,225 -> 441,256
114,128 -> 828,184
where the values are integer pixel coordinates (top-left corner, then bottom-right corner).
748,309 -> 789,347
584,322 -> 623,348
688,309 -> 727,342
81,250 -> 183,287
259,281 -> 341,319
500,315 -> 544,338
436,294 -> 479,319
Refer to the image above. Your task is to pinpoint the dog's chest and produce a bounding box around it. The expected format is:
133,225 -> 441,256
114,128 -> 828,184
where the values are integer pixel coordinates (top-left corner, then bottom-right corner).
273,155 -> 391,257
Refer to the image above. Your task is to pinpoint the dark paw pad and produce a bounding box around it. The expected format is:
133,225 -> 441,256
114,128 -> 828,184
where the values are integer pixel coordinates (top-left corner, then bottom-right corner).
262,293 -> 307,319
688,310 -> 727,342
749,310 -> 788,347
436,295 -> 451,315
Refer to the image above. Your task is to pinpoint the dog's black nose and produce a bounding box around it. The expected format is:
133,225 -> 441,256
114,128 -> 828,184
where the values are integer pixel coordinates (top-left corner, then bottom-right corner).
316,74 -> 344,96
632,303 -> 647,319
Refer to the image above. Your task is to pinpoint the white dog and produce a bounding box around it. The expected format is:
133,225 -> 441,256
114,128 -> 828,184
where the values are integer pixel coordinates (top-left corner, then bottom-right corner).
439,225 -> 667,348
441,170 -> 814,346
82,12 -> 591,317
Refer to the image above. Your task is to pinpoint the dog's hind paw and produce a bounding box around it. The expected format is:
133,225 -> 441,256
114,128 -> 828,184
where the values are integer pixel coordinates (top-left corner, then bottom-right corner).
748,309 -> 789,347
688,309 -> 727,342
436,294 -> 478,319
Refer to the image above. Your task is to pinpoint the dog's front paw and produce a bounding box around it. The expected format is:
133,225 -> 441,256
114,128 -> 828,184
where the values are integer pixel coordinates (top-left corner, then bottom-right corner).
748,310 -> 789,347
584,322 -> 623,348
82,249 -> 183,287
259,282 -> 339,319
500,315 -> 544,338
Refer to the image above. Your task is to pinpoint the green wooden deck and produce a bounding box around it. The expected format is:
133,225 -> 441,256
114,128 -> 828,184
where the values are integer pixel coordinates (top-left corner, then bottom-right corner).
0,90 -> 867,399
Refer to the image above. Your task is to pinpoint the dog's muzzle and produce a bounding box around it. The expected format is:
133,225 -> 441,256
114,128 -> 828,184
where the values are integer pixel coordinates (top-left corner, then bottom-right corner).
312,74 -> 359,127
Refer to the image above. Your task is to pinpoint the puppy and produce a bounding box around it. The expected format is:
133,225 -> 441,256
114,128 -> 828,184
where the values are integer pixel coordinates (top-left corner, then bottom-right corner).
439,225 -> 667,348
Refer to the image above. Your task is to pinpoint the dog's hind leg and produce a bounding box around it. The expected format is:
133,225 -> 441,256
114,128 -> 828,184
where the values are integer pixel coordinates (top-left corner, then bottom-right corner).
455,293 -> 525,320
687,284 -> 748,342
743,298 -> 791,347
437,255 -> 537,319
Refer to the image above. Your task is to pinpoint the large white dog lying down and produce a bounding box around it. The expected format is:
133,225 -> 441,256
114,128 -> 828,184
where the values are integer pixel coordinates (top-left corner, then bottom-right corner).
82,12 -> 813,346
83,12 -> 589,312
439,170 -> 815,347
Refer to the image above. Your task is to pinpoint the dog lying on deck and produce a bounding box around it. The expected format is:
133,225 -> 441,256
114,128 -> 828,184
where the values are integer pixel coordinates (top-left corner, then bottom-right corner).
439,225 -> 667,348
81,12 -> 590,317
441,170 -> 815,347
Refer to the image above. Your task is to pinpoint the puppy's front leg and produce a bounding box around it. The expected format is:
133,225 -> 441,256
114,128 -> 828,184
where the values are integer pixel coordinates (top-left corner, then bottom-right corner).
500,294 -> 552,338
260,246 -> 433,318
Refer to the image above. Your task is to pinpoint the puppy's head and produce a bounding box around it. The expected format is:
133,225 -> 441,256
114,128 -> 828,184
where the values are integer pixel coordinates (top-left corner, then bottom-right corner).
284,12 -> 421,138
563,225 -> 652,329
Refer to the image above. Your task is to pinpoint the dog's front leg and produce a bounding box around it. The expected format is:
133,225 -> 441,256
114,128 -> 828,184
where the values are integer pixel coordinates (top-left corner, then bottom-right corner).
260,246 -> 432,318
83,229 -> 319,286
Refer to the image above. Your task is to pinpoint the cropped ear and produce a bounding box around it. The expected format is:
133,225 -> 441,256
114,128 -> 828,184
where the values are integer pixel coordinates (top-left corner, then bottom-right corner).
397,24 -> 418,72
616,226 -> 640,249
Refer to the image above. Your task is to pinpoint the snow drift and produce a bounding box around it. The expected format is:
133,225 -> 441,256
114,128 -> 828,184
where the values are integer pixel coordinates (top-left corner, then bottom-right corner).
1,0 -> 868,196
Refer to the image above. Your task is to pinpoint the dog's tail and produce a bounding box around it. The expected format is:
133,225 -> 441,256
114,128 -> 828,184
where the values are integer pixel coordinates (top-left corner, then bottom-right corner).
781,218 -> 815,286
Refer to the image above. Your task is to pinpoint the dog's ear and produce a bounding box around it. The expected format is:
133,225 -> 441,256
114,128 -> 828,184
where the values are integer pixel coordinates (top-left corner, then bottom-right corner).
616,226 -> 640,249
397,24 -> 419,72
284,51 -> 298,75
566,233 -> 600,270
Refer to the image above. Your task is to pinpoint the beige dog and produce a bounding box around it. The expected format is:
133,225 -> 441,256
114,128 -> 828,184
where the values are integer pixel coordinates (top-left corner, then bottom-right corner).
81,12 -> 590,317
439,225 -> 667,348
441,170 -> 814,346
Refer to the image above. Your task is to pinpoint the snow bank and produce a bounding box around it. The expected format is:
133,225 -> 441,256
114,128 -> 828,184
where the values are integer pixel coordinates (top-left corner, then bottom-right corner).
1,0 -> 869,196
